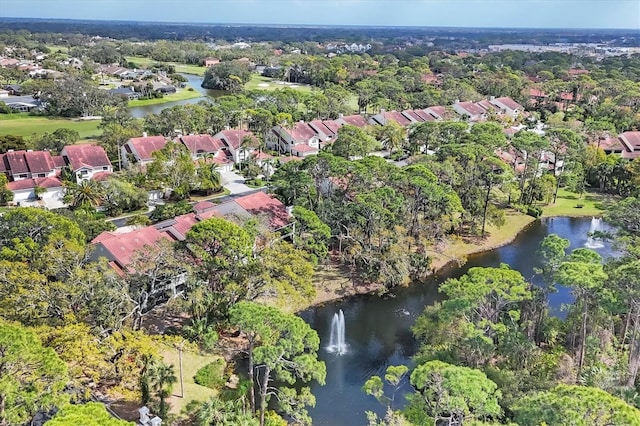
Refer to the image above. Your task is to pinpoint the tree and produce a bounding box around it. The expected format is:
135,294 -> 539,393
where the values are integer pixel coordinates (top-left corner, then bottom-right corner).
196,160 -> 222,194
46,403 -> 134,426
190,397 -> 258,426
512,385 -> 640,426
147,141 -> 196,199
406,360 -> 502,426
331,124 -> 378,159
556,248 -> 609,378
545,128 -> 583,203
0,207 -> 85,262
292,205 -> 331,263
63,179 -> 105,209
248,241 -> 316,310
100,178 -> 148,217
0,321 -> 69,425
202,62 -> 251,92
184,218 -> 254,318
32,128 -> 80,154
413,265 -> 532,367
0,174 -> 13,206
229,302 -> 326,426
374,121 -> 406,154
140,358 -> 177,418
125,239 -> 190,330
363,365 -> 409,410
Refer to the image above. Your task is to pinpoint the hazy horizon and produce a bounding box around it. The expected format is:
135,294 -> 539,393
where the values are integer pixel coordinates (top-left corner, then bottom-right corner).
1,0 -> 639,30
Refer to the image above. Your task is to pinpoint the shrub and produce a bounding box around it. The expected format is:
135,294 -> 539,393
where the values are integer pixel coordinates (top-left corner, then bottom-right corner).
194,358 -> 226,390
526,206 -> 542,218
575,203 -> 584,209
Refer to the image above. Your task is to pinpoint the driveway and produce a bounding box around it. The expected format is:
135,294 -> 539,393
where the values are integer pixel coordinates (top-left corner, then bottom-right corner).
220,169 -> 254,195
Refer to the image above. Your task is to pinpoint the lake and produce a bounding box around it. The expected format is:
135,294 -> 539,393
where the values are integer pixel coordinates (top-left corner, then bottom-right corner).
300,216 -> 617,426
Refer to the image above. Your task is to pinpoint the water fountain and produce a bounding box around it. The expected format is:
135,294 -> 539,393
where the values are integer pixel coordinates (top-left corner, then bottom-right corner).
585,217 -> 604,249
327,309 -> 346,355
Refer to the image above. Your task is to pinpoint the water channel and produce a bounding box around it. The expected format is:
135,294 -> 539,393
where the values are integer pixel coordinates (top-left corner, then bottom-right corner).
300,216 -> 617,426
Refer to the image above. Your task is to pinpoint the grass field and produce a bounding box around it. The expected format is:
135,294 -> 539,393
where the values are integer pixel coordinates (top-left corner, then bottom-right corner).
541,188 -> 613,217
161,348 -> 221,414
128,89 -> 203,107
244,74 -> 314,93
0,114 -> 103,138
124,56 -> 207,76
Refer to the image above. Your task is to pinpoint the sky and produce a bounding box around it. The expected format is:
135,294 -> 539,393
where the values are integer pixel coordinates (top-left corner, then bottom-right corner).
1,0 -> 639,30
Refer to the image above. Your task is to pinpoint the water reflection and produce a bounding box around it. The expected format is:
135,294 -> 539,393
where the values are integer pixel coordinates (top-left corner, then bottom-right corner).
302,217 -> 618,426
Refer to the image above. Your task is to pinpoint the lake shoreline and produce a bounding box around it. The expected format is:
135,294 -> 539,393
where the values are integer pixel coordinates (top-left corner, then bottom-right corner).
306,211 -> 594,309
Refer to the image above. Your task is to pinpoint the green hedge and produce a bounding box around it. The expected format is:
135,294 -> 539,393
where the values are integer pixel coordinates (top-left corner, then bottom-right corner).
193,358 -> 226,390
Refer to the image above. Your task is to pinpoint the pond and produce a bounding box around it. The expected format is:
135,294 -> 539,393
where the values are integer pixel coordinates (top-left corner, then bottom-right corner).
128,74 -> 227,118
300,216 -> 618,426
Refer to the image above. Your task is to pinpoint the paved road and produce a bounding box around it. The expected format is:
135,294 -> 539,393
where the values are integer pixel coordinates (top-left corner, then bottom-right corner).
108,177 -> 267,228
219,169 -> 254,195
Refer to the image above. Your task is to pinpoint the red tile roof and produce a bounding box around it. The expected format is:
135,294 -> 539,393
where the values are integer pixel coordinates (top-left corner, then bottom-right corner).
402,110 -> 424,123
92,171 -> 113,182
413,109 -> 438,121
375,111 -> 413,126
93,227 -> 171,270
339,115 -> 369,128
5,151 -> 31,174
51,155 -> 66,168
455,101 -> 486,117
309,120 -> 337,138
193,201 -> 217,213
321,120 -> 342,135
492,97 -> 524,112
128,136 -> 167,161
24,151 -> 56,173
528,88 -> 547,98
62,144 -> 111,171
425,106 -> 447,119
292,143 -> 318,153
620,132 -> 640,151
216,129 -> 257,150
7,176 -> 63,191
476,100 -> 500,113
234,191 -> 291,230
287,122 -> 318,143
177,134 -> 225,154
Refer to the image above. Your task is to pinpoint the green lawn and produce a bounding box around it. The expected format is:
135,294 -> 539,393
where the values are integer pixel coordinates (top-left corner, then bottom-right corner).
161,348 -> 221,414
127,89 -> 203,107
124,56 -> 207,76
541,189 -> 614,217
244,74 -> 314,93
0,114 -> 103,138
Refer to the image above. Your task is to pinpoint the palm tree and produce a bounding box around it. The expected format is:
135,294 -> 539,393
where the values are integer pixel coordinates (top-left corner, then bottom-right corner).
193,398 -> 258,426
63,179 -> 105,209
140,357 -> 177,418
153,363 -> 177,418
196,159 -> 222,195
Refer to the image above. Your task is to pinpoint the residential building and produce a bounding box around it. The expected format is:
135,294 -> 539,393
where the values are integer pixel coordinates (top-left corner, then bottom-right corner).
489,97 -> 525,118
369,110 -> 416,127
0,150 -> 63,181
176,134 -> 233,171
6,176 -> 65,208
600,131 -> 640,160
335,114 -> 370,128
453,101 -> 487,121
61,144 -> 113,182
214,129 -> 259,163
121,135 -> 168,167
269,122 -> 321,156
